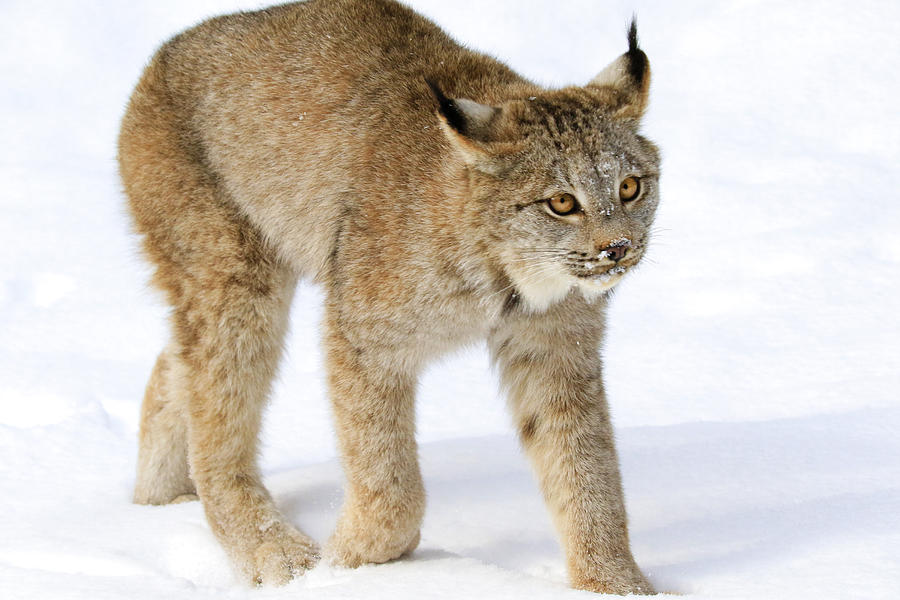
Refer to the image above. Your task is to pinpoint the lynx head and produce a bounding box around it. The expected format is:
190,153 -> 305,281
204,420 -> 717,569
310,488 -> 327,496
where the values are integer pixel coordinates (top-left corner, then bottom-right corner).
430,22 -> 660,312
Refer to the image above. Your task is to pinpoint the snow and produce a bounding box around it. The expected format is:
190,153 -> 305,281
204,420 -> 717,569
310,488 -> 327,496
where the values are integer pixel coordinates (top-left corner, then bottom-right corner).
2,0 -> 899,598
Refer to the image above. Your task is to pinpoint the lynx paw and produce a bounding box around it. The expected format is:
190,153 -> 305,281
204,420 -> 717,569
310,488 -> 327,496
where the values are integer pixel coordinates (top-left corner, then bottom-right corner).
327,526 -> 420,568
248,529 -> 320,586
572,565 -> 656,595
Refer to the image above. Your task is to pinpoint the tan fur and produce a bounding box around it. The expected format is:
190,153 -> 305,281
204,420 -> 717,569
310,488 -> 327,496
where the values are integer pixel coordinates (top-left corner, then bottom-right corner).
119,0 -> 659,594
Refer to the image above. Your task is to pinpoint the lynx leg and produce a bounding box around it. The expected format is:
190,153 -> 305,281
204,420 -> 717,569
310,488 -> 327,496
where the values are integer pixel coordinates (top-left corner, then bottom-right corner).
324,310 -> 425,567
120,55 -> 319,584
149,220 -> 317,585
174,243 -> 318,585
134,345 -> 195,504
489,300 -> 654,595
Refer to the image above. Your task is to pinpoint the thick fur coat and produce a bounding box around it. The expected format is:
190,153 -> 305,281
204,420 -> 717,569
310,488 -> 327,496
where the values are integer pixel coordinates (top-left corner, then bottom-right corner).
119,0 -> 660,593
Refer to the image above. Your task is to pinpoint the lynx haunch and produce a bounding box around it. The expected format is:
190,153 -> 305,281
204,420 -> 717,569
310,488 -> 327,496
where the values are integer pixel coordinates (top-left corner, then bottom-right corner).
119,0 -> 660,594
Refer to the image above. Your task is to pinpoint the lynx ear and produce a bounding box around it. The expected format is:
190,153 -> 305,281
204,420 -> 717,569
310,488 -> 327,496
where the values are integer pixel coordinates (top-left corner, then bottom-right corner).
589,20 -> 651,119
426,79 -> 500,161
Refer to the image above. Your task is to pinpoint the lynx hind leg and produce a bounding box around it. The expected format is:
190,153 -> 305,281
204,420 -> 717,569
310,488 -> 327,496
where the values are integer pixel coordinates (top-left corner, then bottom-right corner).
133,346 -> 196,505
141,208 -> 317,584
174,227 -> 319,586
120,65 -> 317,584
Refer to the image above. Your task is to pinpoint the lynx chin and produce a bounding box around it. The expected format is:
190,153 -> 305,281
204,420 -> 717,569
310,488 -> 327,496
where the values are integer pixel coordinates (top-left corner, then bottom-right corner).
119,0 -> 660,594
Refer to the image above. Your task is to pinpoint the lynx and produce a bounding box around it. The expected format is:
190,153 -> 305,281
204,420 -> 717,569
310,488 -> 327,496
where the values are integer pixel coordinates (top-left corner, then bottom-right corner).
119,0 -> 660,594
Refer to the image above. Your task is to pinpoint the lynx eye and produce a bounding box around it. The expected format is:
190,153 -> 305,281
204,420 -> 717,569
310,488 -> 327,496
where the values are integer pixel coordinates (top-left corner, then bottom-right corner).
619,176 -> 641,202
546,193 -> 580,216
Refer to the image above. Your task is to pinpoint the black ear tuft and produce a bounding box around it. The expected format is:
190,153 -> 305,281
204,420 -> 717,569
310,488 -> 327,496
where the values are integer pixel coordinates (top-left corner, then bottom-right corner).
627,18 -> 639,54
625,18 -> 647,84
587,18 -> 651,118
425,78 -> 469,136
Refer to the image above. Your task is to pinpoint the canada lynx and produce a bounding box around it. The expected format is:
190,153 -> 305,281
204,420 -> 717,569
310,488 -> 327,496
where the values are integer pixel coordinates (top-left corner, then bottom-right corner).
119,0 -> 659,594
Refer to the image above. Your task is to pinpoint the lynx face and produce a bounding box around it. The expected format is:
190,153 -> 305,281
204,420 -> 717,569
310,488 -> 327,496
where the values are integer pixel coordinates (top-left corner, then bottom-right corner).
435,95 -> 660,312
430,38 -> 659,312
487,107 -> 660,311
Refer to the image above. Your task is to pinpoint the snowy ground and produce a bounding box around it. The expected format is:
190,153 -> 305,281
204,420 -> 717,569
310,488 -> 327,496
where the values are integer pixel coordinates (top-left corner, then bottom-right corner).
2,0 -> 899,598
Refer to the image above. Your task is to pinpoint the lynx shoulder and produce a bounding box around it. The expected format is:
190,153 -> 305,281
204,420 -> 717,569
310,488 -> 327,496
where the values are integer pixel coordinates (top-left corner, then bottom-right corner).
119,0 -> 660,594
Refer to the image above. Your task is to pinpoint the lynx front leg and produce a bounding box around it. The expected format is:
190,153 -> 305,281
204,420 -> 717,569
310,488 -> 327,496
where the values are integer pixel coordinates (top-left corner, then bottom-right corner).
490,302 -> 654,595
324,313 -> 425,567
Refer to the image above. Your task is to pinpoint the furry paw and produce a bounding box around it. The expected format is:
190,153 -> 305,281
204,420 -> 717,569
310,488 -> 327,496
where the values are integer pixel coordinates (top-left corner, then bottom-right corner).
249,528 -> 320,586
572,565 -> 656,595
327,525 -> 420,568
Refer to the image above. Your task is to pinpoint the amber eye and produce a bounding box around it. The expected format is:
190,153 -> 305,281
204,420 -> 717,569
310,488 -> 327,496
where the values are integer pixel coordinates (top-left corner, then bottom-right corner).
547,193 -> 580,216
619,176 -> 641,202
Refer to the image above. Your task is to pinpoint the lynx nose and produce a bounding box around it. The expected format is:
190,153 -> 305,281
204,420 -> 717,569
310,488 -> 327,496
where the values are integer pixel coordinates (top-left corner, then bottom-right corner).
600,240 -> 630,262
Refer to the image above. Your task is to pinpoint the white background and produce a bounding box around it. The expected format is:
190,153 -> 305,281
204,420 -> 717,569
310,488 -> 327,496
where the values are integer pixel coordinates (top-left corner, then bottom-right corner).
1,1 -> 899,598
